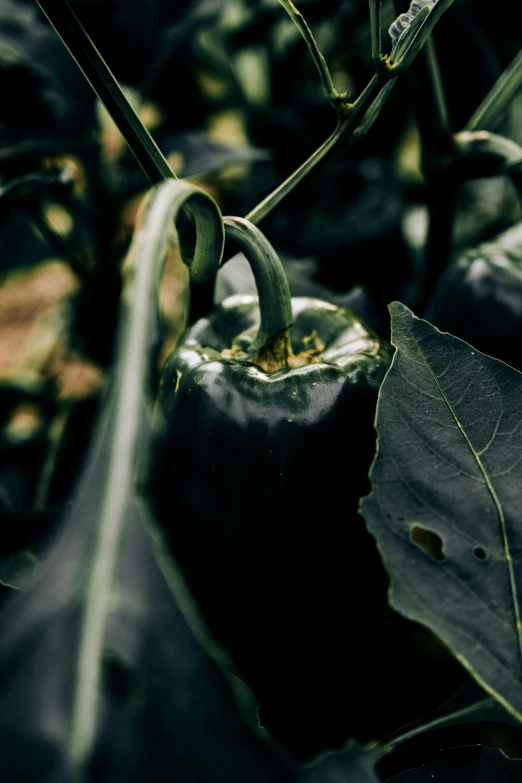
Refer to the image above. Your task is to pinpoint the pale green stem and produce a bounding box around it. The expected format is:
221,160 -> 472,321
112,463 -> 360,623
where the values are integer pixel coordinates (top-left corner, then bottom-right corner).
36,0 -> 175,185
247,0 -> 455,227
246,72 -> 385,225
466,47 -> 522,132
68,180 -> 223,772
381,698 -> 495,752
246,117 -> 344,225
424,36 -> 450,143
277,0 -> 341,106
223,217 -> 293,352
369,0 -> 383,67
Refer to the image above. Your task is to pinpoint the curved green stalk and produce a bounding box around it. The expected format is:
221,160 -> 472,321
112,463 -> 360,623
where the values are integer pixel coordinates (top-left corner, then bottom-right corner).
223,216 -> 292,354
69,179 -> 223,769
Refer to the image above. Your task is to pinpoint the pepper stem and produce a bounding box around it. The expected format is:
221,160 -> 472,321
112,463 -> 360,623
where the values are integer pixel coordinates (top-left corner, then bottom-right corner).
223,217 -> 293,366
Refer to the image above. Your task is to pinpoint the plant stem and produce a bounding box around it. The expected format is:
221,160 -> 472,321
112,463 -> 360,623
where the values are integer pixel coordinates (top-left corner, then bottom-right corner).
381,697 -> 495,751
423,37 -> 451,153
411,36 -> 456,311
277,0 -> 342,107
223,217 -> 293,353
246,72 -> 385,225
69,179 -> 223,770
247,0 -> 457,227
36,0 -> 175,185
466,47 -> 522,132
246,117 -> 343,225
369,0 -> 383,67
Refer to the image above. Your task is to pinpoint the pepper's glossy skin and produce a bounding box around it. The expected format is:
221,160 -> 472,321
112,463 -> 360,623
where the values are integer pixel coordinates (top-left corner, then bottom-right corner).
149,295 -> 392,757
425,223 -> 522,370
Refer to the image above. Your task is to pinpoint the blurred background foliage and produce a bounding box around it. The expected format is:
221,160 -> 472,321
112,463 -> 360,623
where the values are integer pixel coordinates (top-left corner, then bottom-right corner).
2,0 -> 522,770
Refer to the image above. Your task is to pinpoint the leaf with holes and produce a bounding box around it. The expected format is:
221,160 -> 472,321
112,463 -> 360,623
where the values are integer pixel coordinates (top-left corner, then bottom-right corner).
360,302 -> 522,725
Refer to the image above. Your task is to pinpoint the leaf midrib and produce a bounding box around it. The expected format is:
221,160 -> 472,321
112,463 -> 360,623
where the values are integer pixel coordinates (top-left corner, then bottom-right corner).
405,321 -> 522,682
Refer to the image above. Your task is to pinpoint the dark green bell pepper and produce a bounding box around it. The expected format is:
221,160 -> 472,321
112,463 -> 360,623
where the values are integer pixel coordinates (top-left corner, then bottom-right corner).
148,216 -> 392,757
424,131 -> 522,370
425,222 -> 522,370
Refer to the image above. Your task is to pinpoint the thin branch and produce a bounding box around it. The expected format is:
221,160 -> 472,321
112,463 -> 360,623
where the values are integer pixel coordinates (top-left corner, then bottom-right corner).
247,0 -> 456,227
369,0 -> 383,67
424,37 -> 451,144
246,118 -> 345,225
277,0 -> 342,107
382,698 -> 495,751
246,73 -> 385,225
466,47 -> 522,132
409,36 -> 456,314
351,80 -> 397,141
36,0 -> 175,185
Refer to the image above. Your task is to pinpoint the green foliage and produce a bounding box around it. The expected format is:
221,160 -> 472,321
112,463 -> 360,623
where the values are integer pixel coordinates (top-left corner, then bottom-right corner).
3,0 -> 522,780
361,302 -> 522,723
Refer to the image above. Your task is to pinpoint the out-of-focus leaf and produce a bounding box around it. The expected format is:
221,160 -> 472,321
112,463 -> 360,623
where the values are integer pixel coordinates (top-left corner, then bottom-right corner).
385,745 -> 522,782
0,170 -> 74,221
163,130 -> 269,178
0,0 -> 88,146
360,302 -> 522,725
424,222 -> 522,371
300,740 -> 380,783
0,180 -> 297,781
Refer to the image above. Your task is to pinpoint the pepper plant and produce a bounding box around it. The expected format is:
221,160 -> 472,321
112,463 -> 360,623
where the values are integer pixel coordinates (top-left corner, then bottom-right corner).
2,0 -> 522,781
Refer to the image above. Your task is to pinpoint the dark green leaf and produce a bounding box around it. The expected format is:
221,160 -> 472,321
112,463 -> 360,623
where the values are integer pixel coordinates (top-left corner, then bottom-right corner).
301,740 -> 379,782
360,302 -> 522,725
386,745 -> 522,782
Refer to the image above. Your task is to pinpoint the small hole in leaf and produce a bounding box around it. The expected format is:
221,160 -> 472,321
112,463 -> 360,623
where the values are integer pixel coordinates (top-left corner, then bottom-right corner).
473,546 -> 488,561
410,525 -> 445,562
